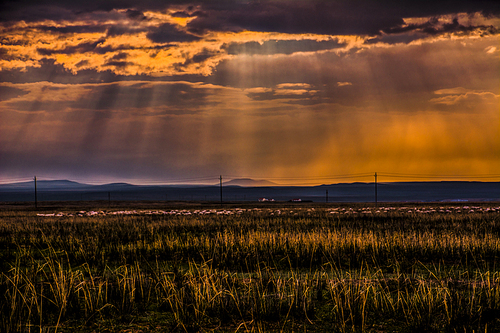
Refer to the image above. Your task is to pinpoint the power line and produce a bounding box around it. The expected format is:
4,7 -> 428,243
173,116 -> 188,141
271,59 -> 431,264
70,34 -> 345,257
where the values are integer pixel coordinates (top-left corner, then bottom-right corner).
378,172 -> 500,180
225,173 -> 373,180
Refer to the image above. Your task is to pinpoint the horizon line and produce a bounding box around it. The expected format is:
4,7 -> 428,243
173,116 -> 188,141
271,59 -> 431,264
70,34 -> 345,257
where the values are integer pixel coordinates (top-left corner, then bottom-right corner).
1,177 -> 500,187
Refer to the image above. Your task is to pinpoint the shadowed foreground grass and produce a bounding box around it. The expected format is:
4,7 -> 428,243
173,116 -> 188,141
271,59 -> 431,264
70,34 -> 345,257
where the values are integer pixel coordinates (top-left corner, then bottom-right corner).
1,203 -> 500,332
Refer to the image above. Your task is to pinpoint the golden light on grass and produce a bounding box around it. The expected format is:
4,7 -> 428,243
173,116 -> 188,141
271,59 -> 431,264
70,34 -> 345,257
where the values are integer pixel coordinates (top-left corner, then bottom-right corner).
2,205 -> 500,331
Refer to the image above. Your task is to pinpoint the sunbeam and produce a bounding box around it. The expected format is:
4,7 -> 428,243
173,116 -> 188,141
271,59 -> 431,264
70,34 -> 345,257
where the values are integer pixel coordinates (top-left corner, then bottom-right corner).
0,1 -> 499,184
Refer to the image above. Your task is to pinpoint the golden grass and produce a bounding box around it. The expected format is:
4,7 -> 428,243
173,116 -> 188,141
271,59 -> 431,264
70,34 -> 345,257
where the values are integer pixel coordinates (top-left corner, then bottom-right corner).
1,204 -> 500,332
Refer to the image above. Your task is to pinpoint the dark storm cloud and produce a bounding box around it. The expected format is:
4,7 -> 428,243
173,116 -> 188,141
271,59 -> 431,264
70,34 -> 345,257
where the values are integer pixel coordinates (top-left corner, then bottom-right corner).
103,53 -> 135,71
146,23 -> 201,43
223,39 -> 346,56
0,59 -> 109,84
37,38 -> 107,56
187,2 -> 403,35
0,86 -> 29,101
422,18 -> 498,35
2,81 -> 216,114
109,52 -> 128,61
127,82 -> 214,109
74,60 -> 89,68
0,59 -> 206,85
104,10 -> 154,36
2,0 -> 499,35
381,17 -> 498,37
88,82 -> 205,110
125,8 -> 148,21
366,19 -> 499,45
0,18 -> 144,39
171,9 -> 197,18
36,40 -> 163,57
105,25 -> 146,36
187,1 -> 500,36
103,61 -> 134,69
0,0 -> 167,22
36,22 -> 148,38
0,59 -> 86,86
208,35 -> 499,104
38,25 -> 107,34
0,3 -> 77,22
0,47 -> 19,60
174,49 -> 220,70
191,50 -> 215,63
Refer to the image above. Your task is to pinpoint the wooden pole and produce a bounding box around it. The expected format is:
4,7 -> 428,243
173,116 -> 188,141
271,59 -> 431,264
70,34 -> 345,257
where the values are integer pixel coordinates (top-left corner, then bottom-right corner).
34,176 -> 37,209
220,175 -> 223,204
375,172 -> 378,207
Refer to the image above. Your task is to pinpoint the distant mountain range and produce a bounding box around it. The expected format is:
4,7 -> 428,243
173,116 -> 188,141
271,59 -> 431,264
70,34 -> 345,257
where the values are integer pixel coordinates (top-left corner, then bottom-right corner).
0,179 -> 499,203
0,178 -> 278,190
0,179 -> 92,190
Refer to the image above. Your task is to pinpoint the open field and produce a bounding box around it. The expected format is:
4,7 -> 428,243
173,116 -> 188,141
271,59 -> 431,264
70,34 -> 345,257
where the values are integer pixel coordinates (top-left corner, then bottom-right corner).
1,202 -> 500,332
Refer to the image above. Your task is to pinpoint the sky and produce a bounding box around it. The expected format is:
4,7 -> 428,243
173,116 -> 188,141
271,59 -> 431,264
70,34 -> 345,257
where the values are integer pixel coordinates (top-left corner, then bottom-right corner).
0,0 -> 499,185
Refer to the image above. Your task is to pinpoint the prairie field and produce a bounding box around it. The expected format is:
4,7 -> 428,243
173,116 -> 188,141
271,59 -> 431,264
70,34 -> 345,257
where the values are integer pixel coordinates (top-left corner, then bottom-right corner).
1,202 -> 500,332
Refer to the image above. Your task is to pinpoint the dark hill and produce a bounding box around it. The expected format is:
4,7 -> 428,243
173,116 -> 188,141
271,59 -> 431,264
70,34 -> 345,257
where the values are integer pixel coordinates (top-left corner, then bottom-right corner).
0,180 -> 498,202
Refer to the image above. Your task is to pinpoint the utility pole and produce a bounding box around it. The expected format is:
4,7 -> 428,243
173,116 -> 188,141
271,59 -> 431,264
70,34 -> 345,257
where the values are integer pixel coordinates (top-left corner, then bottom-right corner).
374,172 -> 378,207
34,176 -> 37,209
326,189 -> 328,203
220,175 -> 223,204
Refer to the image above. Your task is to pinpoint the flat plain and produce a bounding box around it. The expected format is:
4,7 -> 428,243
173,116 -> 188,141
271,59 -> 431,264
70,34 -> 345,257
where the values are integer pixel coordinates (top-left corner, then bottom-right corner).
1,202 -> 500,332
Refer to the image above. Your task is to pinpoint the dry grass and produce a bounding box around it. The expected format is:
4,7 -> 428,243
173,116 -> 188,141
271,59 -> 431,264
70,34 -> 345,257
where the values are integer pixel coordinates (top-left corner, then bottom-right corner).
1,203 -> 500,332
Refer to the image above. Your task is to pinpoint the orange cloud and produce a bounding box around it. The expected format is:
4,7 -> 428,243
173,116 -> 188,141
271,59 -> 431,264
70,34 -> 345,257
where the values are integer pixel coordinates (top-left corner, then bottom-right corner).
0,10 -> 366,77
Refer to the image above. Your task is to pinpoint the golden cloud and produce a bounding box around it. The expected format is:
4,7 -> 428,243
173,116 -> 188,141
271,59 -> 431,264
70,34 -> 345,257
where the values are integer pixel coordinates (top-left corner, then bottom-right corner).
4,9 -> 496,78
0,9 -> 366,77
